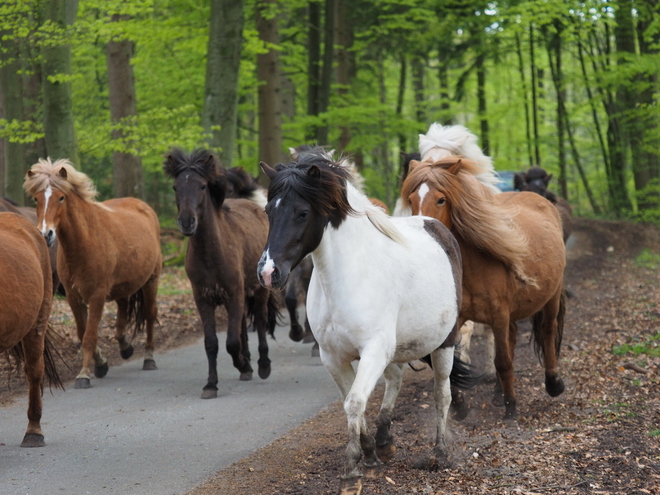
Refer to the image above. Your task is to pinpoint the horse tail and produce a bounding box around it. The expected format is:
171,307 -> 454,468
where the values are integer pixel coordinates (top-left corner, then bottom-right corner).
267,292 -> 282,338
450,356 -> 483,390
8,325 -> 65,391
127,288 -> 146,337
531,290 -> 566,363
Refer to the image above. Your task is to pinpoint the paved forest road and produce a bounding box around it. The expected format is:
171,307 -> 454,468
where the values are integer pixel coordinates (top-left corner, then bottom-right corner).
0,332 -> 336,495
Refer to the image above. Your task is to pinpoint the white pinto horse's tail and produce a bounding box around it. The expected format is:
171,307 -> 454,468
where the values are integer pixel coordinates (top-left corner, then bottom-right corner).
419,123 -> 502,194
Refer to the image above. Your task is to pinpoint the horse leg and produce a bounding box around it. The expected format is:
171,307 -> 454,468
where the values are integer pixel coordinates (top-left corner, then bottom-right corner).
193,293 -> 220,399
226,295 -> 253,381
540,288 -> 565,397
374,363 -> 403,464
456,320 -> 474,364
75,295 -> 106,389
19,327 -> 46,447
115,298 -> 134,359
253,289 -> 271,379
483,324 -> 497,379
141,275 -> 160,370
426,347 -> 454,470
492,317 -> 518,420
285,279 -> 303,342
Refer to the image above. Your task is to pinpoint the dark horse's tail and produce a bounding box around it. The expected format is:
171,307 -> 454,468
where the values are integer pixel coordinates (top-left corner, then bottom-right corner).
417,354 -> 483,390
9,326 -> 65,391
246,292 -> 284,338
127,288 -> 147,337
531,290 -> 566,363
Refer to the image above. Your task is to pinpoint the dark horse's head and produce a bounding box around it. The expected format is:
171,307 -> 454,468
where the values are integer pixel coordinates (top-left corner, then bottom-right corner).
257,153 -> 355,290
164,149 -> 227,236
514,166 -> 555,200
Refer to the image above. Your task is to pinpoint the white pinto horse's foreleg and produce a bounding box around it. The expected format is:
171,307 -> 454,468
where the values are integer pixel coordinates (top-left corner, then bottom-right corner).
430,346 -> 454,470
375,363 -> 403,463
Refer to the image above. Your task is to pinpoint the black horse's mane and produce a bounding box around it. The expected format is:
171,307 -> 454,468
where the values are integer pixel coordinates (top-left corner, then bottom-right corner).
226,166 -> 260,199
269,152 -> 356,228
163,148 -> 227,208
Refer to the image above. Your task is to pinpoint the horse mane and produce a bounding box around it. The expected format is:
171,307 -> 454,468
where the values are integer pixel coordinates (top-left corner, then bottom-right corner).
419,123 -> 501,194
401,156 -> 534,286
226,166 -> 267,207
24,158 -> 98,202
290,144 -> 365,193
163,148 -> 227,208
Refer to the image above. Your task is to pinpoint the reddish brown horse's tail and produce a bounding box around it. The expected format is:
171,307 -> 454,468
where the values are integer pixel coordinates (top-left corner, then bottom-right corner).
8,326 -> 65,391
127,288 -> 147,337
531,290 -> 566,363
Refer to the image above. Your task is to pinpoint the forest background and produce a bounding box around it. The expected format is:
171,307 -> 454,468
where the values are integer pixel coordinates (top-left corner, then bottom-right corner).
0,0 -> 659,225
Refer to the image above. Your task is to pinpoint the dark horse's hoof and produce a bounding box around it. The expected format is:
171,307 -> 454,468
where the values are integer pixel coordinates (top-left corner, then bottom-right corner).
142,359 -> 158,371
94,361 -> 109,378
546,375 -> 565,397
376,443 -> 397,464
240,371 -> 253,381
311,343 -> 320,358
289,324 -> 304,342
21,433 -> 45,448
201,387 -> 218,399
75,377 -> 92,389
451,398 -> 470,421
338,476 -> 362,495
413,454 -> 451,472
302,330 -> 316,344
120,345 -> 134,360
258,360 -> 271,380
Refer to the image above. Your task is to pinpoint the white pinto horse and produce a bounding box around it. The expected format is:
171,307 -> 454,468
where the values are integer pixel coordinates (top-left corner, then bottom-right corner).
257,152 -> 479,495
396,123 -> 499,377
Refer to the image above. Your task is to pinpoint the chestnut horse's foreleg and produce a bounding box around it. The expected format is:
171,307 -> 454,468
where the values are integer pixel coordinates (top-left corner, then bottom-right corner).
540,287 -> 565,398
75,294 -> 107,389
253,289 -> 272,380
141,275 -> 160,370
226,294 -> 253,381
374,363 -> 403,464
492,317 -> 518,419
193,291 -> 220,399
115,298 -> 134,359
20,326 -> 46,447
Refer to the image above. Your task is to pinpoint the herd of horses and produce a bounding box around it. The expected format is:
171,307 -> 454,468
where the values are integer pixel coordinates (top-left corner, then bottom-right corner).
1,123 -> 572,494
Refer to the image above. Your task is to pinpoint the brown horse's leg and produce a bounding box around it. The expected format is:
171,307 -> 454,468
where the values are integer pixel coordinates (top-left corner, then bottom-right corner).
75,295 -> 106,389
193,290 -> 220,399
253,289 -> 271,380
541,288 -> 565,397
20,327 -> 46,447
115,298 -> 134,360
492,316 -> 517,420
226,294 -> 253,381
141,275 -> 159,370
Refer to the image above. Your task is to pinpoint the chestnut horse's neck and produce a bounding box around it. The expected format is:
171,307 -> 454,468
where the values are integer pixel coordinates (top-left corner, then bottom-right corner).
56,192 -> 101,253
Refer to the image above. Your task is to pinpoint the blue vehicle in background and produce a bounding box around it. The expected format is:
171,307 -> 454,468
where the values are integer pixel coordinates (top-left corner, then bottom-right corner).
494,171 -> 517,192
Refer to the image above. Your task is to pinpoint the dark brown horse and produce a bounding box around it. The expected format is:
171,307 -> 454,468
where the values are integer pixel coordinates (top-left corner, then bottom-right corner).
164,149 -> 279,399
515,166 -> 573,242
402,156 -> 567,420
24,158 -> 162,389
0,212 -> 62,447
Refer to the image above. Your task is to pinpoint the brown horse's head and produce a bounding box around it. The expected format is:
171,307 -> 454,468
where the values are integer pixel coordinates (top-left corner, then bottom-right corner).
24,158 -> 97,247
163,149 -> 227,236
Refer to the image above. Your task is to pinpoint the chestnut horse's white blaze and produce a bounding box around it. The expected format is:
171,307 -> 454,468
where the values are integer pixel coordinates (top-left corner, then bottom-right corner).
257,154 -> 479,495
40,185 -> 52,234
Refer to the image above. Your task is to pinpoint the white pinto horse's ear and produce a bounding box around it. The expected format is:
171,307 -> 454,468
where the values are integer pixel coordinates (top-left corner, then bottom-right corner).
27,170 -> 35,178
260,161 -> 277,180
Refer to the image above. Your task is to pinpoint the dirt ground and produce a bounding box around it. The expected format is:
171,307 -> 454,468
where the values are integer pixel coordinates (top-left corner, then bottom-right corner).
2,218 -> 659,494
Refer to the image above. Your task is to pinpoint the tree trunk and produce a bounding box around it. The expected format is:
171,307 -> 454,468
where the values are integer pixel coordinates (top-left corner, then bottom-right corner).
377,51 -> 392,207
316,0 -> 336,146
336,0 -> 353,150
396,56 -> 407,154
515,31 -> 533,169
476,52 -> 489,156
306,1 -> 321,142
412,56 -> 425,124
529,24 -> 541,166
202,0 -> 245,168
41,0 -> 79,165
438,46 -> 452,125
107,15 -> 144,199
256,0 -> 283,186
0,34 -> 25,203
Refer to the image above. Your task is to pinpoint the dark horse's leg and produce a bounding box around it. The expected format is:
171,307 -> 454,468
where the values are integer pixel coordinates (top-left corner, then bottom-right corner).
253,288 -> 272,380
141,274 -> 160,370
227,294 -> 253,382
539,287 -> 565,398
193,290 -> 220,399
115,298 -> 134,360
285,271 -> 304,342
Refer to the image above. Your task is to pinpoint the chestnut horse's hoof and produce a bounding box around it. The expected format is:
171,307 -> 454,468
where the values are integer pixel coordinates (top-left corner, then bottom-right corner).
21,433 -> 45,448
545,375 -> 565,397
120,345 -> 134,360
94,361 -> 109,378
289,324 -> 304,342
258,364 -> 271,380
338,476 -> 362,495
375,443 -> 396,464
142,359 -> 158,371
240,371 -> 253,381
75,377 -> 92,389
201,386 -> 218,399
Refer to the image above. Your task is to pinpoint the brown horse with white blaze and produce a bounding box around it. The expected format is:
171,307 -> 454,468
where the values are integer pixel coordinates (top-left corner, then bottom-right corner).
0,212 -> 62,446
24,158 -> 162,389
401,156 -> 566,420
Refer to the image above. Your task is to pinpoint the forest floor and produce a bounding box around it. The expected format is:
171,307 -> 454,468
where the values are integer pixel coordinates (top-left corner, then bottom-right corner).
1,218 -> 659,495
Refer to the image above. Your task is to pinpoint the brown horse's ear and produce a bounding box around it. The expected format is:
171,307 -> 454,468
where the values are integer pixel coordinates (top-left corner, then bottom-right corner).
447,158 -> 463,175
307,165 -> 321,179
408,160 -> 422,173
58,167 -> 68,179
260,161 -> 278,180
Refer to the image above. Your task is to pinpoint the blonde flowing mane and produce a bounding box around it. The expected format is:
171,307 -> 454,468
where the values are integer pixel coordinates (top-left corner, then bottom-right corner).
24,158 -> 98,203
401,156 -> 535,286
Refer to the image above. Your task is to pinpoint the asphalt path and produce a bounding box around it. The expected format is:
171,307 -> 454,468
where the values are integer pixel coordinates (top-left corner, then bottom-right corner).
0,324 -> 338,495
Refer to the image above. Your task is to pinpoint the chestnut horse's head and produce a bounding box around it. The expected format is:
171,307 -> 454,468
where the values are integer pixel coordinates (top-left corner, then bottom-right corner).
257,153 -> 354,290
24,158 -> 97,247
163,149 -> 227,236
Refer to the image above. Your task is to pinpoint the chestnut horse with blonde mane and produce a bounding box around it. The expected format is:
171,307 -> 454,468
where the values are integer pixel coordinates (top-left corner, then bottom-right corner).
0,212 -> 62,446
401,156 -> 566,420
24,158 -> 162,389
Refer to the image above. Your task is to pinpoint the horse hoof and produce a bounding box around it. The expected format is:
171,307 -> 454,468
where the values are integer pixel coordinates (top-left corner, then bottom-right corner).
94,361 -> 109,378
363,464 -> 380,479
201,387 -> 218,399
142,359 -> 158,371
21,433 -> 45,448
311,344 -> 320,358
302,331 -> 316,344
546,375 -> 565,397
492,393 -> 505,407
338,476 -> 362,495
412,455 -> 450,472
240,371 -> 253,381
120,345 -> 134,360
258,365 -> 271,380
289,325 -> 304,342
451,399 -> 469,421
376,444 -> 396,464
75,377 -> 92,389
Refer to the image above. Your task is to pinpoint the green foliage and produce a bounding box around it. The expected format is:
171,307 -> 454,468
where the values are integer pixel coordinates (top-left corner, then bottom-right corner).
612,332 -> 660,357
635,248 -> 660,270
